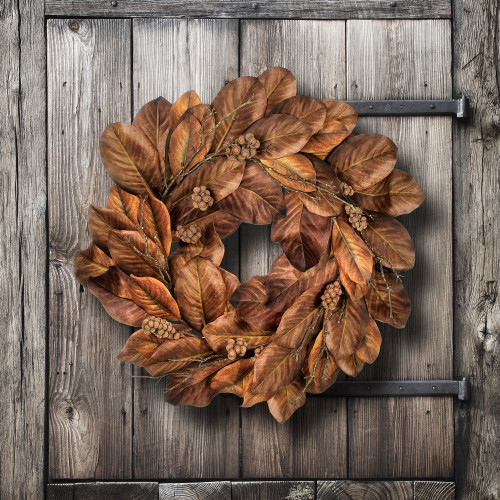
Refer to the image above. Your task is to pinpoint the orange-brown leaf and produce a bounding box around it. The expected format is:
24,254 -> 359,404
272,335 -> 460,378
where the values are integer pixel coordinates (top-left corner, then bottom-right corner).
298,155 -> 343,217
168,157 -> 244,210
258,67 -> 297,114
108,230 -> 167,281
140,195 -> 172,255
118,329 -> 163,366
168,223 -> 224,284
202,311 -> 272,354
210,358 -> 255,398
74,243 -> 114,286
174,256 -> 227,330
355,317 -> 382,364
87,267 -> 149,326
273,286 -> 324,349
100,122 -> 163,196
128,275 -> 180,320
332,218 -> 373,284
132,96 -> 172,153
329,134 -> 397,190
271,192 -> 332,271
339,266 -> 365,300
260,154 -> 316,192
353,168 -> 425,216
218,162 -> 285,224
212,76 -> 267,150
325,296 -> 369,376
364,270 -> 411,328
230,276 -> 283,331
108,184 -> 141,224
302,331 -> 339,393
363,213 -> 415,270
251,342 -> 306,395
265,253 -> 338,312
167,114 -> 204,177
167,90 -> 201,131
88,204 -> 138,250
301,100 -> 357,158
270,96 -> 326,134
247,114 -> 313,160
267,377 -> 307,423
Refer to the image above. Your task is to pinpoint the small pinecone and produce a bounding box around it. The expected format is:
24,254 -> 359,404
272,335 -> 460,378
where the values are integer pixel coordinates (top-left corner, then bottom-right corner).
142,316 -> 181,339
345,205 -> 367,231
225,132 -> 260,160
175,224 -> 202,244
340,182 -> 355,197
191,185 -> 214,211
321,281 -> 343,310
226,337 -> 248,360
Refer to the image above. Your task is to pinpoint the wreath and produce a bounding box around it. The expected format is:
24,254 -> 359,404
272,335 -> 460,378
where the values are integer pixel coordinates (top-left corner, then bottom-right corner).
74,67 -> 424,423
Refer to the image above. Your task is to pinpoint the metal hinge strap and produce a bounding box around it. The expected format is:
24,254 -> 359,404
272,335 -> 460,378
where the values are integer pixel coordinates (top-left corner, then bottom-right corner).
316,378 -> 471,400
346,96 -> 468,118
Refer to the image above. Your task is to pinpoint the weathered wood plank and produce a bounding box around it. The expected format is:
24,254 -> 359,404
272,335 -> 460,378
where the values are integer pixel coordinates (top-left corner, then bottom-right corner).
318,481 -> 413,499
47,19 -> 133,479
159,482 -> 230,499
232,481 -> 314,500
0,0 -> 46,498
346,20 -> 454,478
73,482 -> 158,499
452,1 -> 500,498
131,19 -> 241,479
47,484 -> 75,500
239,20 -> 348,478
414,481 -> 455,499
44,0 -> 452,19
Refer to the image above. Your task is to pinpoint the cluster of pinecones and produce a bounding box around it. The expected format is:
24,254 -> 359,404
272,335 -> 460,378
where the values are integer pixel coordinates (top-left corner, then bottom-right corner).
191,186 -> 214,211
142,316 -> 182,339
345,204 -> 367,231
340,181 -> 354,197
175,224 -> 202,244
321,281 -> 343,310
225,133 -> 260,160
226,338 -> 248,360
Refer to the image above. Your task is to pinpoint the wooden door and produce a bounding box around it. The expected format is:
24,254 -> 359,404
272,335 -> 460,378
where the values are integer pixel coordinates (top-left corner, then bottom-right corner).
47,14 -> 453,488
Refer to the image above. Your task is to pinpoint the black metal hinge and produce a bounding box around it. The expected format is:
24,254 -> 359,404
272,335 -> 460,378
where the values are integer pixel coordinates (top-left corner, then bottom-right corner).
347,96 -> 468,118
316,378 -> 471,400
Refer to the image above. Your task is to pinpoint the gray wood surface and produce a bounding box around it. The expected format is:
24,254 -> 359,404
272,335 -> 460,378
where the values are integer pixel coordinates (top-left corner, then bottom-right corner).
44,0 -> 452,19
159,482 -> 230,499
73,482 -> 158,499
131,19 -> 241,479
346,20 -> 454,478
47,484 -> 74,500
232,481 -> 314,500
452,0 -> 500,498
239,20 -> 348,478
318,481 -> 413,499
47,19 -> 134,479
0,0 -> 47,499
414,481 -> 455,499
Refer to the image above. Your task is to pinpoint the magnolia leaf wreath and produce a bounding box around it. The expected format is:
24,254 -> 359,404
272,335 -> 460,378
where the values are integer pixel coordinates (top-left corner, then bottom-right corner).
74,67 -> 424,423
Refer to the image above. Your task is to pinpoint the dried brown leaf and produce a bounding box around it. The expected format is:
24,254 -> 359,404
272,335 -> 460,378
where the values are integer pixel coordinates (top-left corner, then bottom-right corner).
267,376 -> 307,423
270,96 -> 326,134
258,67 -> 297,114
74,243 -> 114,286
260,154 -> 316,192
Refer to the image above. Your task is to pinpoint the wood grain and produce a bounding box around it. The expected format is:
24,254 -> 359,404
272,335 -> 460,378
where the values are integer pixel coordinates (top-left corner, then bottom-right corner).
318,481 -> 413,499
346,20 -> 454,478
159,482 -> 230,499
452,0 -> 500,498
232,481 -> 314,500
47,484 -> 75,500
0,0 -> 46,497
48,19 -> 133,479
73,482 -> 158,499
132,19 -> 241,479
239,20 -> 348,478
44,1 -> 452,19
414,481 -> 455,499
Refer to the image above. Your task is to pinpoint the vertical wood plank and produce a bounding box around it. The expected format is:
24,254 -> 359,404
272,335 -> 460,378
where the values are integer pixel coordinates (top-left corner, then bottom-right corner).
239,20 -> 348,478
48,19 -> 133,479
132,19 -> 241,479
0,0 -> 46,497
452,1 -> 500,498
346,20 -> 454,478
